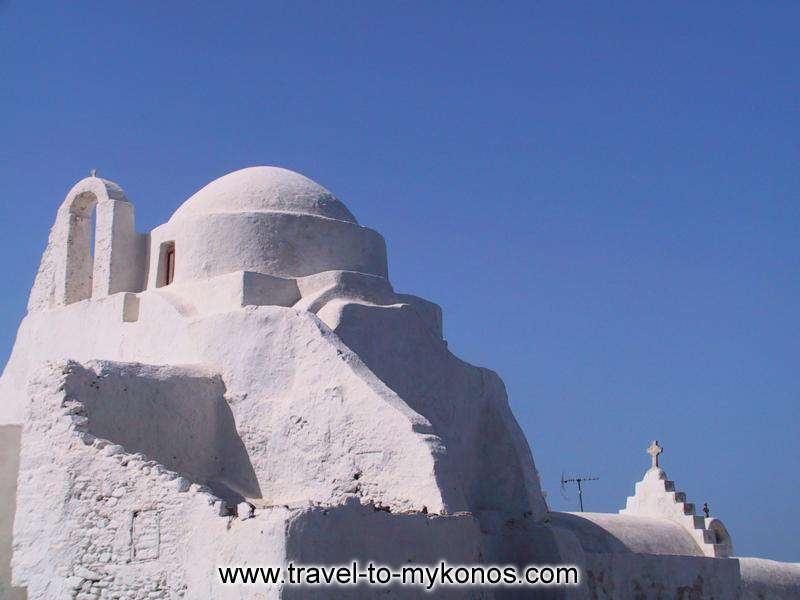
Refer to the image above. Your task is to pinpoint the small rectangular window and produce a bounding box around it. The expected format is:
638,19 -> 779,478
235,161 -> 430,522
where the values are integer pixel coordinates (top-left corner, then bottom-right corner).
156,241 -> 175,288
165,246 -> 175,286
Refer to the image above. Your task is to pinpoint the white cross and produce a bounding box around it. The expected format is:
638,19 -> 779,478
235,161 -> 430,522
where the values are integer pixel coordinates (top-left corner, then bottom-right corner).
647,440 -> 663,469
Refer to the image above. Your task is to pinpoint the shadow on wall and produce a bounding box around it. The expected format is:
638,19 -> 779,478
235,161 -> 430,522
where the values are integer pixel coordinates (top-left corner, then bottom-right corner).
331,302 -> 534,517
283,502 -> 569,600
69,361 -> 261,503
0,425 -> 27,599
548,513 -> 639,555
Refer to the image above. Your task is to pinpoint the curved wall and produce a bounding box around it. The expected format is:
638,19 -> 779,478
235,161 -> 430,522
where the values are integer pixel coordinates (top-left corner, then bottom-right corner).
148,212 -> 387,286
549,511 -> 703,556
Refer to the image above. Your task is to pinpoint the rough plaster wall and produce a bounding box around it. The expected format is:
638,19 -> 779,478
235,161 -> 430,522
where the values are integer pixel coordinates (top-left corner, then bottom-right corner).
0,291 -> 196,425
13,361 -> 226,599
547,525 -> 591,600
182,500 -> 585,600
0,425 -> 26,600
14,358 -> 455,599
582,553 -> 741,599
476,513 -> 583,600
283,500 -> 487,600
326,300 -> 548,520
183,506 -> 290,600
8,359 -> 577,600
186,501 -> 563,600
189,307 -> 449,512
62,360 -> 257,502
10,267 -> 544,519
0,295 -> 452,512
0,294 -> 179,424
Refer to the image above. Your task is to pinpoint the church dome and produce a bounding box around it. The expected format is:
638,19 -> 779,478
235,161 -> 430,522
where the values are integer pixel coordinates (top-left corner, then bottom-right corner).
170,166 -> 357,224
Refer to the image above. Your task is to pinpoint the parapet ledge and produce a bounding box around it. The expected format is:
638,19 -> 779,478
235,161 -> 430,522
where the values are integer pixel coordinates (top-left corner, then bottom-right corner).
126,269 -> 445,340
26,289 -> 141,323
152,270 -> 300,316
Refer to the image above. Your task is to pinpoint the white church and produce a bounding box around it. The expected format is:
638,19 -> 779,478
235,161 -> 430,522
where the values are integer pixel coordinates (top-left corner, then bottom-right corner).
0,167 -> 797,598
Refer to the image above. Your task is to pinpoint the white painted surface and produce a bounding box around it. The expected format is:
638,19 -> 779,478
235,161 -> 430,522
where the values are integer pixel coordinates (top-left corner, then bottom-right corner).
2,167 -> 798,598
549,512 -> 704,556
170,166 -> 358,224
620,466 -> 732,557
739,557 -> 800,599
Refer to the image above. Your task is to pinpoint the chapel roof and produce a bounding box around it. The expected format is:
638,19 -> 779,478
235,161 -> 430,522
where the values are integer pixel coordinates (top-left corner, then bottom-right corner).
549,511 -> 705,556
169,166 -> 357,224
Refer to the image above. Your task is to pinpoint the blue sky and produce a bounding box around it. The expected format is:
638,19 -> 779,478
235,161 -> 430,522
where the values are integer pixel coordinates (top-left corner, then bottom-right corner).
1,2 -> 798,561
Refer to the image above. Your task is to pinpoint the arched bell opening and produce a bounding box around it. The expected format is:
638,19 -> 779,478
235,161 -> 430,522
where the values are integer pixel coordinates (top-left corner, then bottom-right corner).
63,191 -> 99,305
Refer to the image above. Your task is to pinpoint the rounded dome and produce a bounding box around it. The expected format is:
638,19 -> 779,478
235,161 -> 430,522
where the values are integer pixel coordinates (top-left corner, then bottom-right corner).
170,166 -> 357,224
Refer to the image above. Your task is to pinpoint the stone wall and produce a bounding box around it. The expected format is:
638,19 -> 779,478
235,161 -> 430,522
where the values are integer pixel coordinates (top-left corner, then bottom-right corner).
11,359 -> 561,599
12,362 -> 225,599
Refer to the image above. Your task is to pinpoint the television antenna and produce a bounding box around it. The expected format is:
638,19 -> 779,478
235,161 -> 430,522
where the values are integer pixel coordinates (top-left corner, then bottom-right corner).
560,473 -> 599,512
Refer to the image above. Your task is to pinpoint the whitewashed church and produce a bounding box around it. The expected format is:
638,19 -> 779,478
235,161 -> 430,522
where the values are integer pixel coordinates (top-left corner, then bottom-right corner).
0,167 -> 797,598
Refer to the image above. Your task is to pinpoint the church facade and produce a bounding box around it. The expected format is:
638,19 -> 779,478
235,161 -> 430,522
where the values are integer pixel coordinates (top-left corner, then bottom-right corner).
0,167 -> 797,598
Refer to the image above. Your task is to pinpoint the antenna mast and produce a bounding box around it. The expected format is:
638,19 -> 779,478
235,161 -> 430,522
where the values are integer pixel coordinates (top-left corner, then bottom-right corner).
560,474 -> 600,512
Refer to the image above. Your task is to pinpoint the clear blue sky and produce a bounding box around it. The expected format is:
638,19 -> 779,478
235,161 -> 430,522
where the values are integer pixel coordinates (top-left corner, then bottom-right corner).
1,2 -> 798,561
